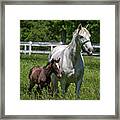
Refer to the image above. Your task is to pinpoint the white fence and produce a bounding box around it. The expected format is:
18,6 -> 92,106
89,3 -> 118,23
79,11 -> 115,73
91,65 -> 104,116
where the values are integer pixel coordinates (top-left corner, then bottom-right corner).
20,41 -> 100,56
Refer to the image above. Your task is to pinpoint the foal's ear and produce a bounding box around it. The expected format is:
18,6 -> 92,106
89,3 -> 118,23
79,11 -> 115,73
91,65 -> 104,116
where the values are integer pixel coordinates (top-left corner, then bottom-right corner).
57,58 -> 60,62
51,58 -> 54,64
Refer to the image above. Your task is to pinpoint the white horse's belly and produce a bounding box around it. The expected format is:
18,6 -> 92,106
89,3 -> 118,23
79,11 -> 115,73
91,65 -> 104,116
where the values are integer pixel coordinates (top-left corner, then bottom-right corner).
57,67 -> 83,84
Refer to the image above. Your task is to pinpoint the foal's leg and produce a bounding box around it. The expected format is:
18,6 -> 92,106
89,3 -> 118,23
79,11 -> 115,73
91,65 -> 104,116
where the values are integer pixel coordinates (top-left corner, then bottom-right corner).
47,79 -> 53,96
36,84 -> 42,93
28,81 -> 35,92
65,83 -> 70,93
47,83 -> 52,95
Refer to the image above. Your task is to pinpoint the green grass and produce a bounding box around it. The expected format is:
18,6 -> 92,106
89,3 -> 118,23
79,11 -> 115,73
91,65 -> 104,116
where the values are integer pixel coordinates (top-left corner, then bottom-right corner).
20,54 -> 100,100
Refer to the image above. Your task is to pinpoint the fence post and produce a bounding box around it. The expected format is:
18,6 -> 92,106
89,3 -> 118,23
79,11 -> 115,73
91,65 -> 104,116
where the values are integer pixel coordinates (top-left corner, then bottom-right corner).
51,45 -> 53,52
29,41 -> 32,55
24,45 -> 27,55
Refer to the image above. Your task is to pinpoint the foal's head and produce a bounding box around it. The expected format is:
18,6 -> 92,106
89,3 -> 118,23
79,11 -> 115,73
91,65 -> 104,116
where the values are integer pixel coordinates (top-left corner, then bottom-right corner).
47,58 -> 62,78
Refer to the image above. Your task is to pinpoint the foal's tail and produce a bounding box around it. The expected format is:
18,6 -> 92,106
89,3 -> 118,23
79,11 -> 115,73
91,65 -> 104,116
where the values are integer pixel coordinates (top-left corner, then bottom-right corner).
28,68 -> 33,80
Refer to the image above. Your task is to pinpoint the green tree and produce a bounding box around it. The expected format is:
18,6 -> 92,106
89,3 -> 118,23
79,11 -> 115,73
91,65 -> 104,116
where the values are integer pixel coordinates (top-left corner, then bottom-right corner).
20,20 -> 100,44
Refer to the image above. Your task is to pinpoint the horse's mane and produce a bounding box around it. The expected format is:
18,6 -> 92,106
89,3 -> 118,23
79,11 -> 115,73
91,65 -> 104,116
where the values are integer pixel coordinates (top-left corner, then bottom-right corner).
80,27 -> 91,37
73,27 -> 91,37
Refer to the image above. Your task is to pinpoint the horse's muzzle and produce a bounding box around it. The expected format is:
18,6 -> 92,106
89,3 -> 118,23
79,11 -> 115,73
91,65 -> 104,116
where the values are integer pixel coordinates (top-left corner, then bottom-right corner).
87,51 -> 93,56
57,74 -> 62,79
87,47 -> 93,56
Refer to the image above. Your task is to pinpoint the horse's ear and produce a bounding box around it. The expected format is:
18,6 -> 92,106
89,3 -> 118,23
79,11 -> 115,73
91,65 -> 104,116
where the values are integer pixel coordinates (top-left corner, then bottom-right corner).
77,24 -> 82,30
77,24 -> 82,33
85,24 -> 89,29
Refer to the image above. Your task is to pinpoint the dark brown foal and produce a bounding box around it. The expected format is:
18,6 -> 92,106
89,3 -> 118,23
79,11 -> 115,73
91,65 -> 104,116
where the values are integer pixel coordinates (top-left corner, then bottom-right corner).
28,58 -> 61,94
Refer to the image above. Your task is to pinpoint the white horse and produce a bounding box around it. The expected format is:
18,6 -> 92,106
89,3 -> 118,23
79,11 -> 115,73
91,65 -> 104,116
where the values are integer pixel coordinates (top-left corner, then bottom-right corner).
49,24 -> 93,97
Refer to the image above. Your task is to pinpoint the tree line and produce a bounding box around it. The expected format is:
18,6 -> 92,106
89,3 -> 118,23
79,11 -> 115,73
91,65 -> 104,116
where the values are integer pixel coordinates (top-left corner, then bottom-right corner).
20,20 -> 100,44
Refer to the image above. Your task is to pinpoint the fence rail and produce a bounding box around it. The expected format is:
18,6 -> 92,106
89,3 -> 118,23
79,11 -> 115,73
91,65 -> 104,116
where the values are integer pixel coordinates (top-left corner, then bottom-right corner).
20,41 -> 100,56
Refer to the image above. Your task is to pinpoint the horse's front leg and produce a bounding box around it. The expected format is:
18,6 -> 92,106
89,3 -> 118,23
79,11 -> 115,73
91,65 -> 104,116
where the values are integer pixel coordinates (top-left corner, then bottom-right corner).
51,74 -> 59,95
75,78 -> 83,98
60,79 -> 66,97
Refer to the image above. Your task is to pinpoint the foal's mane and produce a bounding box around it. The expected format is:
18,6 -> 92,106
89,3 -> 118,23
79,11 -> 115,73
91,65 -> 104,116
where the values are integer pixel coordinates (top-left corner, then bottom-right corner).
43,62 -> 51,69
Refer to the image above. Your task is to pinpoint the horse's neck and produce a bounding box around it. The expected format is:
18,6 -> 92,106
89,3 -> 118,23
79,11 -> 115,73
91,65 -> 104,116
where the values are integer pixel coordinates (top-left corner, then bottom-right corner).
68,35 -> 81,60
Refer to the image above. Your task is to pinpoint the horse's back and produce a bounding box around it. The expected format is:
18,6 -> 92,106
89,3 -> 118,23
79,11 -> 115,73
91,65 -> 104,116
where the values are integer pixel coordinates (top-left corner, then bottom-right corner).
52,45 -> 67,53
49,45 -> 67,61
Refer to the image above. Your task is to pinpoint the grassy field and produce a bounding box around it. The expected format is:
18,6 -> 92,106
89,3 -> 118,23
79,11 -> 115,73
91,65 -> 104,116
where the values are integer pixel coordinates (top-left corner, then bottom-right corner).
20,54 -> 100,100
